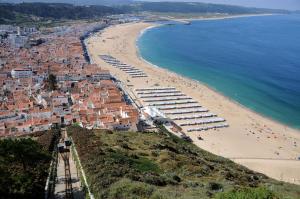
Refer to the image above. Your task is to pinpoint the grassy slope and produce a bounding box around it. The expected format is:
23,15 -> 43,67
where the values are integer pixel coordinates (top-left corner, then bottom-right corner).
0,129 -> 59,199
68,126 -> 300,199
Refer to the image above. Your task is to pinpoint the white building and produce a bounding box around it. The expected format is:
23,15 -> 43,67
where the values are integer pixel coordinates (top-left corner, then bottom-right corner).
52,94 -> 69,105
11,68 -> 33,78
0,25 -> 17,33
8,34 -> 28,48
91,70 -> 111,81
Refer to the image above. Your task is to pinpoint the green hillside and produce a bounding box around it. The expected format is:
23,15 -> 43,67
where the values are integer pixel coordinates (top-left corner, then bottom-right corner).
0,3 -> 122,24
68,126 -> 300,199
0,2 -> 289,25
0,130 -> 60,199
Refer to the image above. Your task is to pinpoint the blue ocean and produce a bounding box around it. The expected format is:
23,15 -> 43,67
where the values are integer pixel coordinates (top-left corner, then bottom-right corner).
137,14 -> 300,129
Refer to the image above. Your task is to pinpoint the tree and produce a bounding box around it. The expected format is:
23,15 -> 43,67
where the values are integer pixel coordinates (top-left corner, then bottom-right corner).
48,74 -> 57,91
0,138 -> 52,198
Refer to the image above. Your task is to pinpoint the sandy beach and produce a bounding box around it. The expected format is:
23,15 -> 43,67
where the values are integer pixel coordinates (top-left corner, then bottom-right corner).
160,13 -> 275,23
86,20 -> 300,184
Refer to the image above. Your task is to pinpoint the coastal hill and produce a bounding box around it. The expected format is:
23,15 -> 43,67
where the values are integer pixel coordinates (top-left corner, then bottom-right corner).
0,2 -> 290,25
68,126 -> 300,199
0,0 -> 134,6
1,126 -> 300,198
0,3 -> 122,24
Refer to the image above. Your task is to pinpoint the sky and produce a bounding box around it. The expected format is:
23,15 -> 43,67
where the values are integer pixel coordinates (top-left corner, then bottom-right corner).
141,0 -> 300,10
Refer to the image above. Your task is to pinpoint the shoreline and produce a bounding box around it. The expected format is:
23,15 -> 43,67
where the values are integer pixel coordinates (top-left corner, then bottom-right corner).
137,51 -> 299,132
185,13 -> 276,21
136,43 -> 299,132
153,13 -> 276,24
86,18 -> 300,184
135,15 -> 299,132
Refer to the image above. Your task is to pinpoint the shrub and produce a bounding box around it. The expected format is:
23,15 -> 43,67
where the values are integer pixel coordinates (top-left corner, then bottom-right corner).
0,138 -> 51,198
107,178 -> 155,199
216,187 -> 280,199
142,173 -> 168,186
209,182 -> 223,192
